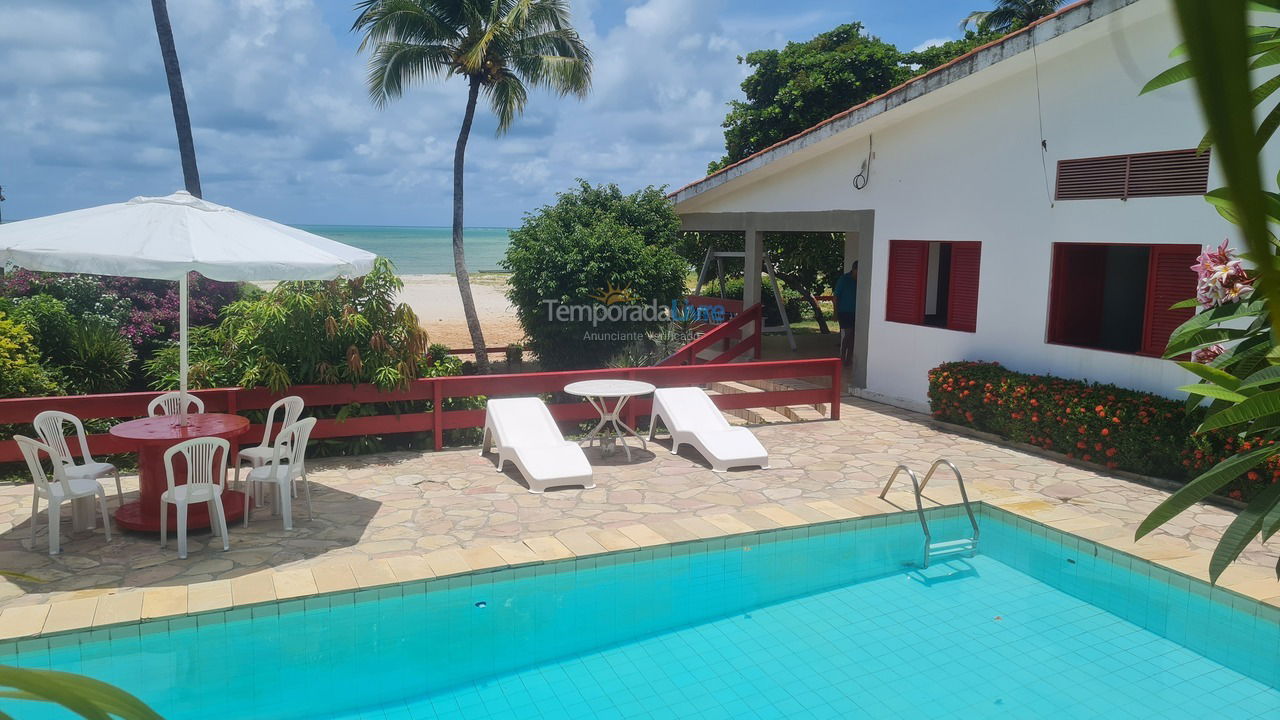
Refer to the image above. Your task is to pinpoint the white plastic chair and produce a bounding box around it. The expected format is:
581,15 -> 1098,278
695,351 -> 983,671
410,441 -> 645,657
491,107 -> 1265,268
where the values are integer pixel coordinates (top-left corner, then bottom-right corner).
234,395 -> 304,497
243,417 -> 316,530
148,392 -> 205,418
648,387 -> 769,471
160,436 -> 230,559
15,435 -> 112,555
481,397 -> 594,493
33,410 -> 123,506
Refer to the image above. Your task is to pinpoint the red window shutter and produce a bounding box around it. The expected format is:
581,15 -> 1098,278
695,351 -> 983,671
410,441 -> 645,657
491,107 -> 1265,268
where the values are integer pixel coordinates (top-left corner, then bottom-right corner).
885,240 -> 928,325
1141,245 -> 1200,356
946,242 -> 982,332
1048,244 -> 1108,346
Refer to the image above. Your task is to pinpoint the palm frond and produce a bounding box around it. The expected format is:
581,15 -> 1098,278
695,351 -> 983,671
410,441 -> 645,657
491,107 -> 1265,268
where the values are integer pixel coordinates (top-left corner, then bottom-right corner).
353,0 -> 461,51
366,41 -> 456,106
484,70 -> 528,133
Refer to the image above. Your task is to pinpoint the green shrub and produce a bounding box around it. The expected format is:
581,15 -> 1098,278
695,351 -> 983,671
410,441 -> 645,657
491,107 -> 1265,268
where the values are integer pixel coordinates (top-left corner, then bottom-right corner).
505,343 -> 524,365
0,311 -> 63,398
718,276 -> 804,325
928,361 -> 1273,501
61,320 -> 137,395
3,295 -> 75,365
503,183 -> 688,370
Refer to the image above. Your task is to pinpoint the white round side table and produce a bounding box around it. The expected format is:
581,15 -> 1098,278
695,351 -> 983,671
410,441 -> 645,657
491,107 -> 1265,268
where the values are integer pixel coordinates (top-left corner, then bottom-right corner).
563,379 -> 657,460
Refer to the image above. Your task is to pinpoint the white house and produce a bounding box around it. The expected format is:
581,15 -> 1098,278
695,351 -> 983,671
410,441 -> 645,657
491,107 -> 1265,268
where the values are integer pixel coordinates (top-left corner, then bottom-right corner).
671,0 -> 1263,412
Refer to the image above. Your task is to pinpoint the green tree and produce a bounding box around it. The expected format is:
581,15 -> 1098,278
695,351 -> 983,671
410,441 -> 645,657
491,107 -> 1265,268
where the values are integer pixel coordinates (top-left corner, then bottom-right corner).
149,0 -> 202,197
709,23 -> 909,173
353,0 -> 592,373
1139,1 -> 1280,581
962,1 -> 1064,35
901,30 -> 1003,70
503,183 -> 688,370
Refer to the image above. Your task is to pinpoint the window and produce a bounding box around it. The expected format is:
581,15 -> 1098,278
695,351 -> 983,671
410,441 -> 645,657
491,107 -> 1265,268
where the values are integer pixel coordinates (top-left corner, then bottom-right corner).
1055,148 -> 1210,201
1046,243 -> 1199,356
885,240 -> 981,332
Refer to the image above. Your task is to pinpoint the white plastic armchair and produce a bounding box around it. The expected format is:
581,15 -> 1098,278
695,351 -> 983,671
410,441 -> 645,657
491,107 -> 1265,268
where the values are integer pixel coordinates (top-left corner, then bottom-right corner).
161,436 -> 230,559
243,417 -> 317,530
648,387 -> 769,471
33,410 -> 123,506
15,435 -> 112,555
481,397 -> 594,493
234,395 -> 304,495
148,392 -> 205,418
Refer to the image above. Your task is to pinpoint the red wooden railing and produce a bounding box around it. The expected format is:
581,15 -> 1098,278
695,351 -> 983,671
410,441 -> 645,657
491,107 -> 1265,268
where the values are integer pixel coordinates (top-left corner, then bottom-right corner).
0,357 -> 841,463
658,303 -> 763,367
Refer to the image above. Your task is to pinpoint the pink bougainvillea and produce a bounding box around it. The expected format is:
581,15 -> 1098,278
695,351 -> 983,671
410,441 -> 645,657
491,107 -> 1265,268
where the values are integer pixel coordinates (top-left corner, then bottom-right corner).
1192,239 -> 1254,308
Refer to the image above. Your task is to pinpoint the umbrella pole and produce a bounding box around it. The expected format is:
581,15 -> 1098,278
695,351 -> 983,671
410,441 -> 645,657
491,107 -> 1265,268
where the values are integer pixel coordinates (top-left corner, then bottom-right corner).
179,272 -> 189,428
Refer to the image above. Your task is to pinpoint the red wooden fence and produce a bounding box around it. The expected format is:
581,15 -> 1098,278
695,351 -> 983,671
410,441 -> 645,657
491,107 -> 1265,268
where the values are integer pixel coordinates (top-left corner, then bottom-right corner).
0,357 -> 841,463
657,303 -> 763,367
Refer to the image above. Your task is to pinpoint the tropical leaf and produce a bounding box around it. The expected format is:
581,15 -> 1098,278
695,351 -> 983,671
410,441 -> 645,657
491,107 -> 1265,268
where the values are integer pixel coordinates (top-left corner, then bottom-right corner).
1166,300 -> 1265,347
1139,61 -> 1194,94
1170,298 -> 1200,310
1176,361 -> 1242,390
1197,389 -> 1280,430
1163,327 -> 1249,357
1237,364 -> 1280,390
1209,481 -> 1280,581
1176,384 -> 1248,402
1262,498 -> 1280,540
1136,444 -> 1278,539
0,666 -> 162,720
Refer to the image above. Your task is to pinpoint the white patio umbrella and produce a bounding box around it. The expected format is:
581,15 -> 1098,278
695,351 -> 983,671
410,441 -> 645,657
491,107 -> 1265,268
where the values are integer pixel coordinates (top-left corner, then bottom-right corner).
0,191 -> 376,425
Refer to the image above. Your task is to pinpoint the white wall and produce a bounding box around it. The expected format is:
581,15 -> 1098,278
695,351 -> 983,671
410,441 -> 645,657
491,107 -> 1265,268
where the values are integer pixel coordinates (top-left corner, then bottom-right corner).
675,0 -> 1260,411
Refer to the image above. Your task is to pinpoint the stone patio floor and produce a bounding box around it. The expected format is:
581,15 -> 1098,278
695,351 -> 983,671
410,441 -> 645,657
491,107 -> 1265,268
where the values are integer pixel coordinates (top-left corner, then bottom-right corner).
0,397 -> 1274,635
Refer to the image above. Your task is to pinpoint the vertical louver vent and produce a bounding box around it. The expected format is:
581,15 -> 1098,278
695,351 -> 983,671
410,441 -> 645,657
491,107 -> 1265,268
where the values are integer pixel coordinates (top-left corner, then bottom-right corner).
1055,149 -> 1210,201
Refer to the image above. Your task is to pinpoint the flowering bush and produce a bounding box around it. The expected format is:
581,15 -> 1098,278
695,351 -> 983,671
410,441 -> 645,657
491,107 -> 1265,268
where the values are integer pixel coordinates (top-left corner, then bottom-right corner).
1192,239 -> 1253,309
928,361 -> 1274,502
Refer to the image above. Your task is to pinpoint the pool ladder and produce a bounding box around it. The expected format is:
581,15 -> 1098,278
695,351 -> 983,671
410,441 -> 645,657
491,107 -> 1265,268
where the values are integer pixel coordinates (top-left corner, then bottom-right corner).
879,459 -> 979,568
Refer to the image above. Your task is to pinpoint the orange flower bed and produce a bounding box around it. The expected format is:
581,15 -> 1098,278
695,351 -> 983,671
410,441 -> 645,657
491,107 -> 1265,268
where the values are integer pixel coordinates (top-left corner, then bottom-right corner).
928,361 -> 1273,501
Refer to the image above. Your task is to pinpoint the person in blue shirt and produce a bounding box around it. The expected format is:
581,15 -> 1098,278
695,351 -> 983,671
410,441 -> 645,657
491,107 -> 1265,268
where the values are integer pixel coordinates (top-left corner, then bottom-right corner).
833,261 -> 858,365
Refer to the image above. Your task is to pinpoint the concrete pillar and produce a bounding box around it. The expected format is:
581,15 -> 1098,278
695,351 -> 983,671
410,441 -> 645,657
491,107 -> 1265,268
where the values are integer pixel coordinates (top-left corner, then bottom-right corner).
851,216 -> 873,389
743,224 -> 763,307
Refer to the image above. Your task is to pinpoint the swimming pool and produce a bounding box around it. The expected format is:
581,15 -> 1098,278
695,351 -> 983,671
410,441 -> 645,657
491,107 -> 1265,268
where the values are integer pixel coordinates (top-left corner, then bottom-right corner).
2,504 -> 1276,719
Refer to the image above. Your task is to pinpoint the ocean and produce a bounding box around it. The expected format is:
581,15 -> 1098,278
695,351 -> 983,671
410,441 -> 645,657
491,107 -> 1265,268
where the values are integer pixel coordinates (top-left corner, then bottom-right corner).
294,225 -> 512,276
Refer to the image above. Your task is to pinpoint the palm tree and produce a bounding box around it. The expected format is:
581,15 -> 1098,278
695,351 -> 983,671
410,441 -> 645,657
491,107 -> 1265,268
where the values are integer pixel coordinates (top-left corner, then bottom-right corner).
354,0 -> 592,372
962,0 -> 1064,34
149,0 -> 202,198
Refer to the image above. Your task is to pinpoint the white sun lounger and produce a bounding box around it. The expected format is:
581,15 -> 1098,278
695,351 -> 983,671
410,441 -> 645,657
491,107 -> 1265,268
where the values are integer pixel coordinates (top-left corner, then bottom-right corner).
481,397 -> 595,493
647,387 -> 769,471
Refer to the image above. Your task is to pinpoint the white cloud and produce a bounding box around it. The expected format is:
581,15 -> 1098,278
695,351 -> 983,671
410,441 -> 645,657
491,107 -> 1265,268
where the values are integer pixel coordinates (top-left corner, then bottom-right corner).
912,37 -> 952,52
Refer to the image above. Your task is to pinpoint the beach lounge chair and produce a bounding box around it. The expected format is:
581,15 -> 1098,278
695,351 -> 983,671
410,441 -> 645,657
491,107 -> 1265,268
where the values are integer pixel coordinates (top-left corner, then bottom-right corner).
647,387 -> 769,471
481,397 -> 594,493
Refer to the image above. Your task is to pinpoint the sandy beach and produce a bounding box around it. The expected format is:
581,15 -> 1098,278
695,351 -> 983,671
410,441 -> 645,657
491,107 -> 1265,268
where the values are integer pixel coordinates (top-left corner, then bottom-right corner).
399,273 -> 523,349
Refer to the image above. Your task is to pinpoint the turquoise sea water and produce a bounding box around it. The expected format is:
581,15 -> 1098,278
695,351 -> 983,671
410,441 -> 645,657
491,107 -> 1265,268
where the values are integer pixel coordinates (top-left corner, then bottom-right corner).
2,506 -> 1275,719
294,225 -> 512,275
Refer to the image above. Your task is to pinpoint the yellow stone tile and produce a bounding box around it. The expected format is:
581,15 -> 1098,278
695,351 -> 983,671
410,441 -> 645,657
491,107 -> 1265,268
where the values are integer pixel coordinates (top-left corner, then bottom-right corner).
554,530 -> 608,557
185,581 -> 233,614
835,497 -> 891,516
702,513 -> 755,536
776,503 -> 836,524
456,547 -> 504,572
140,587 -> 187,620
1157,554 -> 1211,582
348,559 -> 398,589
643,520 -> 698,543
385,554 -> 437,582
587,528 -> 638,552
273,569 -> 319,600
43,597 -> 100,634
1049,515 -> 1115,533
231,572 -> 278,606
616,524 -> 669,548
0,604 -> 51,640
752,506 -> 807,528
523,536 -> 574,562
733,510 -> 782,531
805,501 -> 856,521
673,516 -> 728,540
490,542 -> 541,566
93,592 -> 146,627
311,562 -> 359,594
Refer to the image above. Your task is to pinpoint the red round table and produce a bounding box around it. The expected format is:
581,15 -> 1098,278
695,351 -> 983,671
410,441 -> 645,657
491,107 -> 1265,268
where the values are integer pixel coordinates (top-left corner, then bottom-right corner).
110,413 -> 250,532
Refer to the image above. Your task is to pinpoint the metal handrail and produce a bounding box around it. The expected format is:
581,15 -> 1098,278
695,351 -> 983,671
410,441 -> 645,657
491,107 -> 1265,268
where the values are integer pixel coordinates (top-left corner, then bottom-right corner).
882,464 -> 930,556
920,458 -> 980,544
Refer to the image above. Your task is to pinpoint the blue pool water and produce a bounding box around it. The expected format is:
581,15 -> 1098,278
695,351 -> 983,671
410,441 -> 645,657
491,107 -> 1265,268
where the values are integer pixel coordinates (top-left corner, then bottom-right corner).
2,506 -> 1276,719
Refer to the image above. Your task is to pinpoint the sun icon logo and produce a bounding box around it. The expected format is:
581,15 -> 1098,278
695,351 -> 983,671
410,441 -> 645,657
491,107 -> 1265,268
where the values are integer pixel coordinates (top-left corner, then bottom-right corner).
588,281 -> 640,305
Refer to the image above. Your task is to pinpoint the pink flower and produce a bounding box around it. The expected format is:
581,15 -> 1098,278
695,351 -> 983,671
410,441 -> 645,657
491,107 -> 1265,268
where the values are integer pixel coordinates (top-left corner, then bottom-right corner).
1192,240 -> 1253,309
1192,344 -> 1225,364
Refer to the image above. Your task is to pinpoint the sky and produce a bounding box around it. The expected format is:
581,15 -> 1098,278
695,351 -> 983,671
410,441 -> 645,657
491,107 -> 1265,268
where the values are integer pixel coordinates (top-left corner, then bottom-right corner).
0,0 -> 971,227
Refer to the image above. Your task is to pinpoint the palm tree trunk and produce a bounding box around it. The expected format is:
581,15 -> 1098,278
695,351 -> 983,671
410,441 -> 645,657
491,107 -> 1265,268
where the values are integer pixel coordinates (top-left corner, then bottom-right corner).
453,76 -> 489,372
150,0 -> 202,199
